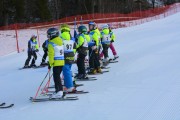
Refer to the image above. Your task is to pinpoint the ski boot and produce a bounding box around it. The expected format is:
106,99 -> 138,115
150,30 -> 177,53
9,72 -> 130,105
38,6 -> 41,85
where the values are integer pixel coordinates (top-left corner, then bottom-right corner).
30,64 -> 37,68
64,87 -> 76,93
23,65 -> 30,68
76,74 -> 88,79
88,68 -> 97,74
50,91 -> 64,99
96,67 -> 102,73
103,58 -> 109,66
40,62 -> 48,66
114,55 -> 119,60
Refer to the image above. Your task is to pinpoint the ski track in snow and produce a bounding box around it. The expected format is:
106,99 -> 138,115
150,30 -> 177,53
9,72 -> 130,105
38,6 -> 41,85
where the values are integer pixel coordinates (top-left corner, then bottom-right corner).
0,12 -> 180,120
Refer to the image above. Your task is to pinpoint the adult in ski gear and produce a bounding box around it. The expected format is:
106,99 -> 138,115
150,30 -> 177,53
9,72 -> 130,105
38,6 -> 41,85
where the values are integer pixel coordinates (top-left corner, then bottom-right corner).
24,35 -> 39,68
60,24 -> 77,92
88,21 -> 102,74
47,28 -> 65,98
41,39 -> 49,66
76,25 -> 90,79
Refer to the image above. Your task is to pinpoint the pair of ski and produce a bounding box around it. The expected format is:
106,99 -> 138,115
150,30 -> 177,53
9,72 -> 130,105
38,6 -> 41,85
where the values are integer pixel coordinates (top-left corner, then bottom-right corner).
109,57 -> 119,63
101,66 -> 111,69
86,70 -> 109,76
0,103 -> 14,108
30,96 -> 78,102
46,90 -> 89,95
30,90 -> 89,102
74,76 -> 97,81
74,70 -> 109,81
19,65 -> 47,70
109,60 -> 118,63
48,83 -> 84,89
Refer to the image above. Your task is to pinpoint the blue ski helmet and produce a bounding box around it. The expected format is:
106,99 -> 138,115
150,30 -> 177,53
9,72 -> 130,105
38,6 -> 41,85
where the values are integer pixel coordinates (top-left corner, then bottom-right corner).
88,21 -> 96,30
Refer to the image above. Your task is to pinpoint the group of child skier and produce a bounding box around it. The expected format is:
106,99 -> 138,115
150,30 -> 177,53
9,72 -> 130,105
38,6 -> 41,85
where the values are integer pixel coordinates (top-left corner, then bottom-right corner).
23,22 -> 118,99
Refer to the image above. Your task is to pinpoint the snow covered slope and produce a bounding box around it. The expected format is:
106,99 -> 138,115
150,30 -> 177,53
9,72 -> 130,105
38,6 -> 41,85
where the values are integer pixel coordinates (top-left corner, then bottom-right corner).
0,12 -> 180,120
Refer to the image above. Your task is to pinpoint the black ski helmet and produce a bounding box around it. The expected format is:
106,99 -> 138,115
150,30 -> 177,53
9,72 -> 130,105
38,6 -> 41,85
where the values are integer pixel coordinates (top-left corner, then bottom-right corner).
78,25 -> 87,33
47,28 -> 59,39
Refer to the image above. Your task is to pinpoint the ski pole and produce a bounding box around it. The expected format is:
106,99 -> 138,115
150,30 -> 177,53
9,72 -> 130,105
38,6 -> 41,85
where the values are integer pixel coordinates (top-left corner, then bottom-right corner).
89,49 -> 93,59
47,70 -> 51,92
40,73 -> 53,95
33,69 -> 51,99
37,52 -> 47,62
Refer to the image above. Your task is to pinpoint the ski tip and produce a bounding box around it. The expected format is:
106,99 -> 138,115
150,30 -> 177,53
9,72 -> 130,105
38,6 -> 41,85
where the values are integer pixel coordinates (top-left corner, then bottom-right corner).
10,104 -> 14,107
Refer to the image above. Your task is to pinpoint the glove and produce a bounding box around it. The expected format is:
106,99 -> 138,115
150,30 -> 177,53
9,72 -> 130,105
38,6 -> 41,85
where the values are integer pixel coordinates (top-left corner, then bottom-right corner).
110,40 -> 114,43
35,49 -> 39,52
91,46 -> 97,50
48,64 -> 52,70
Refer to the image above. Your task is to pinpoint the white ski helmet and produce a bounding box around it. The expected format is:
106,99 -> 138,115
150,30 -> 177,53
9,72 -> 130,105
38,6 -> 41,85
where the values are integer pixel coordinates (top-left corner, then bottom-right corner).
31,34 -> 37,39
102,24 -> 109,30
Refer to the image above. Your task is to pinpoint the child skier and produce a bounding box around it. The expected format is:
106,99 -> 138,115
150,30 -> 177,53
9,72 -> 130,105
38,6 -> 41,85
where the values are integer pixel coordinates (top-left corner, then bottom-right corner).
60,24 -> 77,92
100,24 -> 118,61
88,21 -> 102,74
100,24 -> 113,65
24,35 -> 39,68
108,24 -> 118,60
47,28 -> 65,99
76,25 -> 90,79
40,39 -> 49,66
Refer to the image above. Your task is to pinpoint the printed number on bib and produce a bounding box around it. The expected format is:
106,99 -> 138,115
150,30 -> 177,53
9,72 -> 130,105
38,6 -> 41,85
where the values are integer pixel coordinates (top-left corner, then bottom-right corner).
64,40 -> 74,51
102,35 -> 110,42
54,46 -> 64,60
60,49 -> 63,55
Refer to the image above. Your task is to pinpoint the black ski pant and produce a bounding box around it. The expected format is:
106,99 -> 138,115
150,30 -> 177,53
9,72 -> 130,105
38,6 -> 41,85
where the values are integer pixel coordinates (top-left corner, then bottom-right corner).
42,50 -> 48,63
25,51 -> 37,66
89,48 -> 100,69
97,45 -> 102,60
77,53 -> 86,75
102,44 -> 110,58
53,66 -> 63,93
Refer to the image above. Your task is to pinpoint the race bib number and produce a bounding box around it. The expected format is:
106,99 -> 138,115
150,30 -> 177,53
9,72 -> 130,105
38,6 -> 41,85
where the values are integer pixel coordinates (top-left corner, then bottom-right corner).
63,40 -> 74,52
102,34 -> 110,42
54,45 -> 64,60
31,42 -> 36,50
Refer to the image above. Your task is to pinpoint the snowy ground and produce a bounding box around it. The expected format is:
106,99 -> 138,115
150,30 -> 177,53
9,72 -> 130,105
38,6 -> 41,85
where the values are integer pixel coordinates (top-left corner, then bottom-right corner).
0,12 -> 180,120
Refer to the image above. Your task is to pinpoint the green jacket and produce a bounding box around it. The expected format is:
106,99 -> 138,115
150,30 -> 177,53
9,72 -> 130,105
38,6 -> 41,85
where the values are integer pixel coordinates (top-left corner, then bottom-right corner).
109,30 -> 115,42
48,37 -> 65,67
89,29 -> 100,46
76,33 -> 90,55
76,33 -> 90,49
101,28 -> 115,41
100,28 -> 112,45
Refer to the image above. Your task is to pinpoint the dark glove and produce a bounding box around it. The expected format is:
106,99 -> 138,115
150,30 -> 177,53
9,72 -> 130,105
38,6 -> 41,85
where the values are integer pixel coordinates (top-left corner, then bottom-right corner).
43,48 -> 48,52
48,64 -> 51,70
35,49 -> 39,52
110,40 -> 114,43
